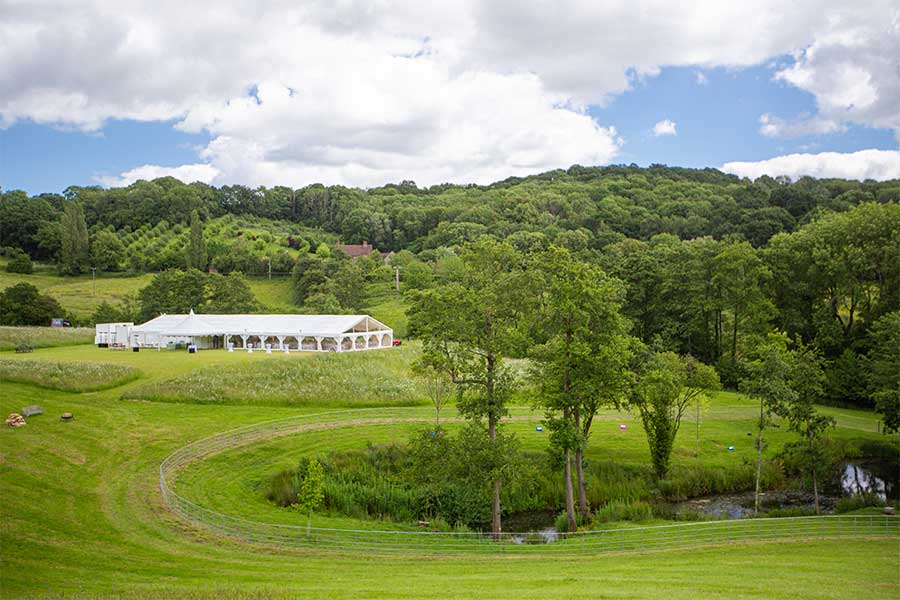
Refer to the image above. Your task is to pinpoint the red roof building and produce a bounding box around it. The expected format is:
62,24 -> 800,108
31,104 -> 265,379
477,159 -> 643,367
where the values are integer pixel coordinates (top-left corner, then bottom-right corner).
336,240 -> 375,259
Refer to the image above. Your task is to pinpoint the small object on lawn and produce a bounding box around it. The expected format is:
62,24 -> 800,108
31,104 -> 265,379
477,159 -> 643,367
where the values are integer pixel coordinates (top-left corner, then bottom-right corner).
883,506 -> 895,515
392,340 -> 402,346
61,412 -> 74,421
747,432 -> 752,436
6,413 -> 26,427
619,424 -> 627,431
417,520 -> 430,527
536,426 -> 543,432
727,445 -> 735,451
22,405 -> 44,418
771,422 -> 781,428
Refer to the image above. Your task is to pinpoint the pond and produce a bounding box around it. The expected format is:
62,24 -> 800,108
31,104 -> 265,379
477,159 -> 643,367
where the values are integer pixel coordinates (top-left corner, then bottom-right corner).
672,460 -> 898,520
841,461 -> 897,502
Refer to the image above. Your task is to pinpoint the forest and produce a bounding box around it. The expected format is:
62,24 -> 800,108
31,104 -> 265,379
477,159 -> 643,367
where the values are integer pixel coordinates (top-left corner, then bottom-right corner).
1,165 -> 898,421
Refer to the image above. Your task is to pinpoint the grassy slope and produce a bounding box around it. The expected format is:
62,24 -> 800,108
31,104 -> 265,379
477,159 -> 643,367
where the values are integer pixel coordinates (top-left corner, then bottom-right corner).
1,268 -> 411,337
0,346 -> 898,598
0,264 -> 154,316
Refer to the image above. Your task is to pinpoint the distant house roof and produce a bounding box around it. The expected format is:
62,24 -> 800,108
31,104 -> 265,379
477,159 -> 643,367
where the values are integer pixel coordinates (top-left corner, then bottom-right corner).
336,241 -> 374,258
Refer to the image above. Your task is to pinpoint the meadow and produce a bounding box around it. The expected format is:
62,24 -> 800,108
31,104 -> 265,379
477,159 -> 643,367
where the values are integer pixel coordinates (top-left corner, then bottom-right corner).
123,344 -> 425,407
0,325 -> 95,351
0,340 -> 898,598
0,358 -> 139,392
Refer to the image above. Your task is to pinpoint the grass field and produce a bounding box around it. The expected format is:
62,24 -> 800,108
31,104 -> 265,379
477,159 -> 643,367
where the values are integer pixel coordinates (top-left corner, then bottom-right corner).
1,342 -> 898,598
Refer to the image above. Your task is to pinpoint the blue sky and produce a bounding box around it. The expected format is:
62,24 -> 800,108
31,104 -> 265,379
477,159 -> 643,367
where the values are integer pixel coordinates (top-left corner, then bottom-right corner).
1,1 -> 898,194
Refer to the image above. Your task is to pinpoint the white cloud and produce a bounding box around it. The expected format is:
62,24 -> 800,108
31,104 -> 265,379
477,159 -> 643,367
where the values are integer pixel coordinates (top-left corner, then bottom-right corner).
721,148 -> 900,181
758,113 -> 844,138
94,163 -> 220,188
1,1 -> 898,187
764,3 -> 900,139
695,71 -> 708,85
653,119 -> 677,137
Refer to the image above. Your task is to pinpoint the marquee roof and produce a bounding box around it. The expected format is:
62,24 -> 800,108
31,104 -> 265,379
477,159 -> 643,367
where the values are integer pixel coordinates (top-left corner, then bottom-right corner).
133,311 -> 391,336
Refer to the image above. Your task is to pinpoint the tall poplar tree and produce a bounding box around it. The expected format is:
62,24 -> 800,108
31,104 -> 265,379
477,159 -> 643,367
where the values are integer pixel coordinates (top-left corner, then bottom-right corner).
60,201 -> 90,275
186,209 -> 208,270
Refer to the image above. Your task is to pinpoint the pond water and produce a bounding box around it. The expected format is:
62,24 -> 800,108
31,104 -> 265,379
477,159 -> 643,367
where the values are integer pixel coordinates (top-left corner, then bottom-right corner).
841,461 -> 896,501
496,461 -> 898,538
673,461 -> 898,519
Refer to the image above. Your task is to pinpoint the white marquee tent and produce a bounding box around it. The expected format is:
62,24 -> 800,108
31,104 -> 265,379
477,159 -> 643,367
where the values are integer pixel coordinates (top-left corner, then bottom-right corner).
95,311 -> 393,352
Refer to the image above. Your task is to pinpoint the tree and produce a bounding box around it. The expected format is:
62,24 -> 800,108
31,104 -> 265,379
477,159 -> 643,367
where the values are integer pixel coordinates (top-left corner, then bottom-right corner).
740,333 -> 795,513
0,283 -> 64,326
630,351 -> 720,480
205,272 -> 258,313
60,201 -> 90,275
409,238 -> 530,539
780,341 -> 832,514
0,191 -> 56,258
186,209 -> 208,270
138,269 -> 208,321
529,246 -> 630,528
867,311 -> 900,433
294,458 -> 325,535
90,230 -> 125,271
712,242 -> 773,373
413,362 -> 451,427
330,260 -> 367,310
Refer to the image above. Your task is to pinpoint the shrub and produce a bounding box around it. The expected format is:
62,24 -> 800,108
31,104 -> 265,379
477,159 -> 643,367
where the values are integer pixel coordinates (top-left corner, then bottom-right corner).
592,500 -> 655,523
5,249 -> 33,274
835,493 -> 884,514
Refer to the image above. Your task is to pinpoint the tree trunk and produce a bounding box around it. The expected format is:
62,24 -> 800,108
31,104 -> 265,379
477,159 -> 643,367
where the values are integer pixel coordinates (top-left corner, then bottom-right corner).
489,414 -> 501,541
754,396 -> 764,514
575,447 -> 588,516
731,308 -> 739,364
573,407 -> 588,516
564,449 -> 577,532
809,431 -> 820,515
486,353 -> 502,541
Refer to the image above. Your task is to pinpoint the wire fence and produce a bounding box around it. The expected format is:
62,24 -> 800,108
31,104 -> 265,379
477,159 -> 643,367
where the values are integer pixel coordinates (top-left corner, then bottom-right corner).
160,411 -> 900,556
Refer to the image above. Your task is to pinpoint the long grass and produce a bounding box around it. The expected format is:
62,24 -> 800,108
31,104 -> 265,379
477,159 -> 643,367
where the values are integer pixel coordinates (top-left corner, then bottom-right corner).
0,358 -> 140,392
0,326 -> 95,351
123,345 -> 425,407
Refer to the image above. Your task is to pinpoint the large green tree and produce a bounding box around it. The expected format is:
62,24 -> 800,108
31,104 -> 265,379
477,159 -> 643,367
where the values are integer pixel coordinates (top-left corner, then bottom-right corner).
138,269 -> 209,321
409,238 -> 530,539
867,311 -> 900,433
529,246 -> 630,528
630,351 -> 720,480
91,230 -> 126,271
0,283 -> 64,326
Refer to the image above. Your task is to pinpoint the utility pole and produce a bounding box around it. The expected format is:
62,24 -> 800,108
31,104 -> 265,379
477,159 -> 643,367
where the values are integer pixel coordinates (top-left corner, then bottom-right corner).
91,267 -> 97,297
267,257 -> 272,280
394,266 -> 400,292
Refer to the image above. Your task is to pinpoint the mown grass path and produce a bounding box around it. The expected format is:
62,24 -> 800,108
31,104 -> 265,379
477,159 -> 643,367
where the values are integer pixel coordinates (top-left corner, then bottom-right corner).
1,345 -> 898,598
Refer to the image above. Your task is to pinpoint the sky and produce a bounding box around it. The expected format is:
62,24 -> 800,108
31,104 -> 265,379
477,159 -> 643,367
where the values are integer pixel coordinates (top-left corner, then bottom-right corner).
1,0 -> 899,196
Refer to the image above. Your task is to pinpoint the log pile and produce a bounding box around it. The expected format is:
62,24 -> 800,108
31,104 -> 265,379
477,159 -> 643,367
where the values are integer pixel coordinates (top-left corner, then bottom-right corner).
5,413 -> 26,427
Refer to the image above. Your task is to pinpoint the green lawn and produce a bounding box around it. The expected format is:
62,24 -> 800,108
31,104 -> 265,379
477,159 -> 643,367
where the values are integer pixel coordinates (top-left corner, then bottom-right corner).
1,344 -> 898,598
